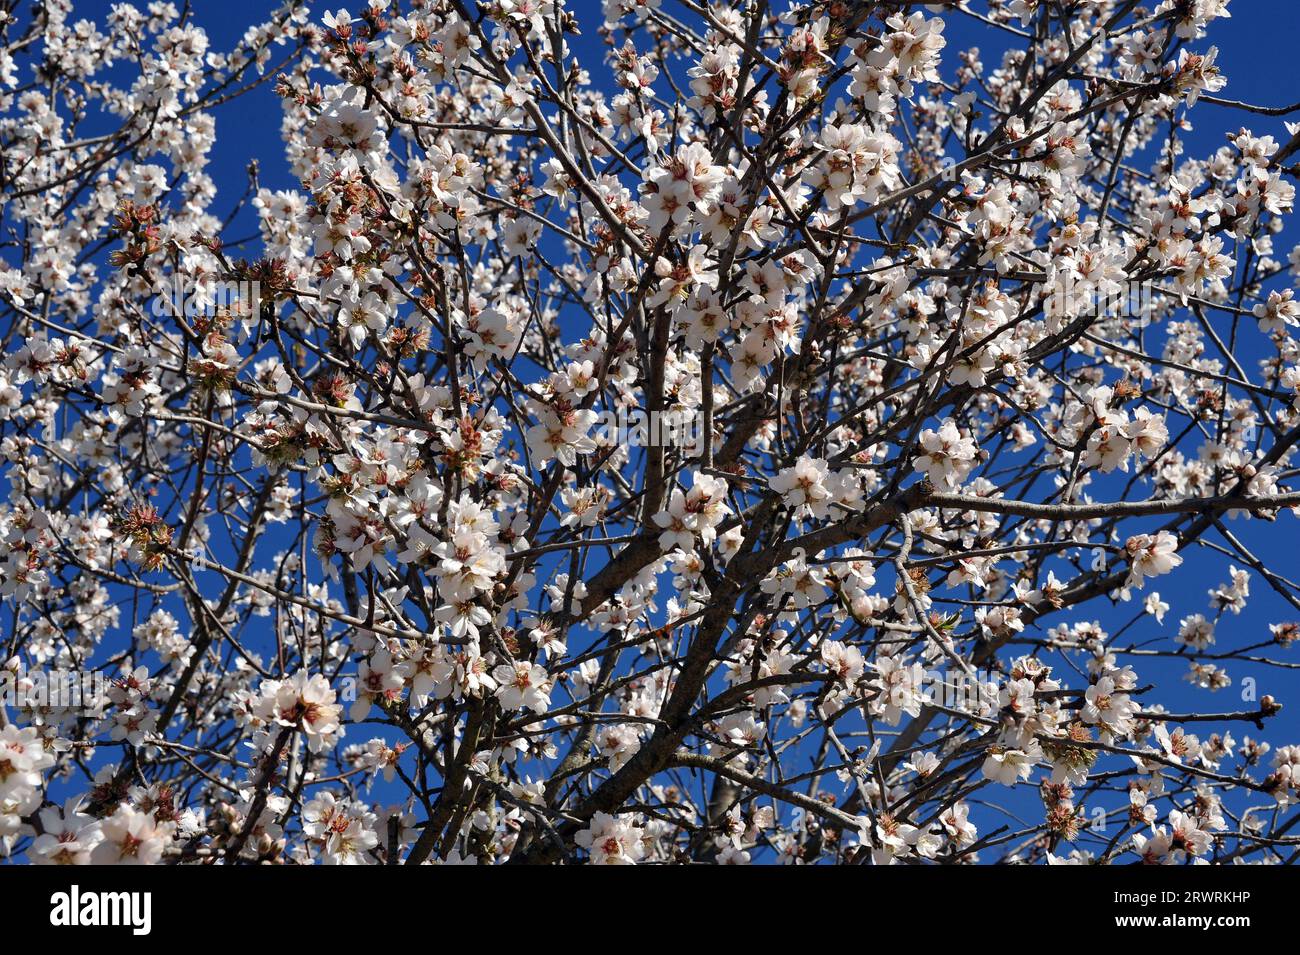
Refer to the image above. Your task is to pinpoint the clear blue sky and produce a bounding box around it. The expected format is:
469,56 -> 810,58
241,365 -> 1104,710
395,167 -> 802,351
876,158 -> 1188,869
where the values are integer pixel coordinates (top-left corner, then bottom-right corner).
27,0 -> 1300,858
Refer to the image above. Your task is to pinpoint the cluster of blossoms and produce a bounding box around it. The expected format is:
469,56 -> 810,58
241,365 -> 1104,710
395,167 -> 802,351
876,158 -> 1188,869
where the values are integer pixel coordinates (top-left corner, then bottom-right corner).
0,0 -> 1298,867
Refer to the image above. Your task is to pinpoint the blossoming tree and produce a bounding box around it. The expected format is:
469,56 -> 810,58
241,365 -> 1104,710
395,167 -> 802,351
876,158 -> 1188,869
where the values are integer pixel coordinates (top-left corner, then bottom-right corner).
2,0 -> 1299,865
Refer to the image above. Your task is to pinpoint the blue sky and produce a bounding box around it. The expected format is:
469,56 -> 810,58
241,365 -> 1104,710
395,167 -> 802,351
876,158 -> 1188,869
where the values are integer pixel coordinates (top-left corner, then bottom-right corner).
16,1 -> 1300,860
